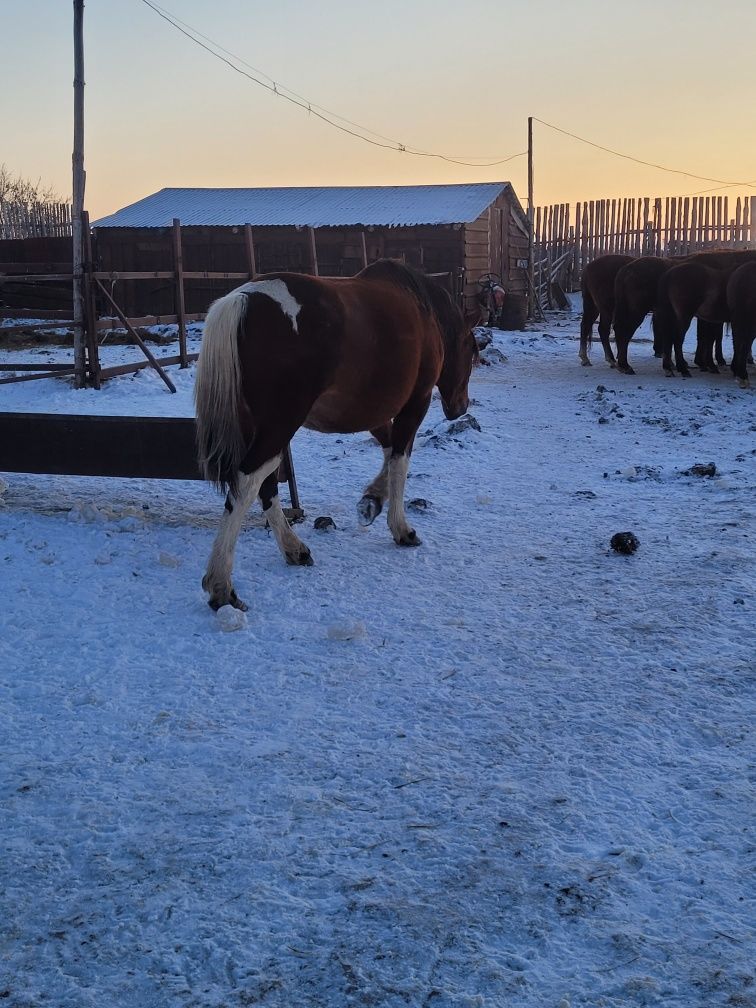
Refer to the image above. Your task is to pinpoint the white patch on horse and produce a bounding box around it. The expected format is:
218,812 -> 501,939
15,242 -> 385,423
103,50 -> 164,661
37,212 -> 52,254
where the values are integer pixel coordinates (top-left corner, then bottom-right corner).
387,453 -> 415,544
234,279 -> 302,333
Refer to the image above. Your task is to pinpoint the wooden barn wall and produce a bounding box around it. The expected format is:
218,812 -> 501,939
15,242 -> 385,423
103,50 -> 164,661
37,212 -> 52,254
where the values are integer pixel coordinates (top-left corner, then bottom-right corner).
0,236 -> 73,313
94,224 -> 464,317
462,191 -> 529,328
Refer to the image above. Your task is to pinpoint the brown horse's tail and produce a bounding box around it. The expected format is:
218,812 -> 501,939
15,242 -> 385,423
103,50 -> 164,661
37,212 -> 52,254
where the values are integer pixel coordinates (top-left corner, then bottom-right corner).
194,289 -> 248,496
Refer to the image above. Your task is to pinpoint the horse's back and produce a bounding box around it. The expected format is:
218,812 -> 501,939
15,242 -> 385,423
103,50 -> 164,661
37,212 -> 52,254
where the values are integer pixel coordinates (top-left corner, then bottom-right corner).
237,268 -> 444,435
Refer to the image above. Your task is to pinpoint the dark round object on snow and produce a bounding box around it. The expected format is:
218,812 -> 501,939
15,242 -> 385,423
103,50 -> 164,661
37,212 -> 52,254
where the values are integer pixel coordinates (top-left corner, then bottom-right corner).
313,515 -> 336,531
610,531 -> 640,555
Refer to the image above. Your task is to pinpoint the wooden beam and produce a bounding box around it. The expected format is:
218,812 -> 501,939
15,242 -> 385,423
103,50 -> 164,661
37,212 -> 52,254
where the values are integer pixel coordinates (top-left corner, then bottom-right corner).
81,210 -> 101,388
307,227 -> 319,276
172,218 -> 188,367
97,353 -> 198,381
94,280 -> 177,393
72,0 -> 86,388
95,312 -> 205,331
0,369 -> 77,385
0,362 -> 79,372
244,223 -> 257,279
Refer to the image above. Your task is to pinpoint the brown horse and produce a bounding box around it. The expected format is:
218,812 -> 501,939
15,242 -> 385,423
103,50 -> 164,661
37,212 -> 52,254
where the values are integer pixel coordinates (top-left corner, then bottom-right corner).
194,259 -> 479,611
655,261 -> 730,376
579,253 -> 721,371
612,249 -> 756,374
727,261 -> 756,387
579,254 -> 634,366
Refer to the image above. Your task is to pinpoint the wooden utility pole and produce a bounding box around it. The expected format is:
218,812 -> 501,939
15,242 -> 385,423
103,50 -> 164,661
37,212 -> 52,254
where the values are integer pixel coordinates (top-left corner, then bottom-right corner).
72,0 -> 86,387
527,116 -> 535,320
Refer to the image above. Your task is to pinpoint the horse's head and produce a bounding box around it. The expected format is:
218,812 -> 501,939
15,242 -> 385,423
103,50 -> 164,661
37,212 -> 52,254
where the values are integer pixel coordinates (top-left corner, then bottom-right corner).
437,308 -> 481,420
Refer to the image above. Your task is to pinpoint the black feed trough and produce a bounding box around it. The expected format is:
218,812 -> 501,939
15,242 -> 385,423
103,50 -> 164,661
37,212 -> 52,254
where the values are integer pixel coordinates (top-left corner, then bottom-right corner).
0,412 -> 301,510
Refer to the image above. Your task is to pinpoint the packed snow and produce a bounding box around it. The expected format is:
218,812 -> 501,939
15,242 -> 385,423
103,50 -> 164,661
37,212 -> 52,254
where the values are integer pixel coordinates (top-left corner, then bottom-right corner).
1,303 -> 754,1007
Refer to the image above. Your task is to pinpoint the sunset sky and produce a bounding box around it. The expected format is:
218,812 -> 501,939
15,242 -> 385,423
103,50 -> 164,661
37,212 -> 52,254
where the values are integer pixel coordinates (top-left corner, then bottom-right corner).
3,0 -> 756,219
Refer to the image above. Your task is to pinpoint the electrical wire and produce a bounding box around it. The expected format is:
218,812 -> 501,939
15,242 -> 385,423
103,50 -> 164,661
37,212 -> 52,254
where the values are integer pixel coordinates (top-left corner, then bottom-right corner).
534,118 -> 756,188
139,0 -> 527,168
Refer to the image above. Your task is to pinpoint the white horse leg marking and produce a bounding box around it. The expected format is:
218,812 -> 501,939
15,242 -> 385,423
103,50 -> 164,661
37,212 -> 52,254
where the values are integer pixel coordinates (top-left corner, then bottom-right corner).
265,495 -> 313,566
358,446 -> 391,526
387,453 -> 419,546
203,454 -> 281,609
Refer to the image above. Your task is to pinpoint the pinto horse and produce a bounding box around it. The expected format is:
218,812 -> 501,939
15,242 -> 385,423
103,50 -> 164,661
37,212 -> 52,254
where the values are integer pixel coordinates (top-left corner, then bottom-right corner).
194,259 -> 479,611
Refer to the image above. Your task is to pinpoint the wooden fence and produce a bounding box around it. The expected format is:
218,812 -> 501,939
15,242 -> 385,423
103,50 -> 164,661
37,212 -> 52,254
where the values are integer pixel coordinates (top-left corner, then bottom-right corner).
0,200 -> 72,240
0,216 -> 458,390
533,193 -> 756,305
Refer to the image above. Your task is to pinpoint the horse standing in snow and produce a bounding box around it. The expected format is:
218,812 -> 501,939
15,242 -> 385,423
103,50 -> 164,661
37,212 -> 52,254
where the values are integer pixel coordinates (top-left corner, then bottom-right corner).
727,261 -> 756,387
194,259 -> 479,612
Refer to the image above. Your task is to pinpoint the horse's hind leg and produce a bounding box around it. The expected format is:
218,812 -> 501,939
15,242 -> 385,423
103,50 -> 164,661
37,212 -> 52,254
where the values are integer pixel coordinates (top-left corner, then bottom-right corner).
730,323 -> 753,388
694,320 -> 721,373
259,470 -> 313,566
358,423 -> 392,526
579,290 -> 599,366
386,394 -> 432,547
203,454 -> 282,611
598,311 -> 616,366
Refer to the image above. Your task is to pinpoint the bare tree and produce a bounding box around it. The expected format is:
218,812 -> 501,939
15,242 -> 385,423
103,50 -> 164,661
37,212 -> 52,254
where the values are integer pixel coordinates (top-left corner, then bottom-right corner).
0,165 -> 63,205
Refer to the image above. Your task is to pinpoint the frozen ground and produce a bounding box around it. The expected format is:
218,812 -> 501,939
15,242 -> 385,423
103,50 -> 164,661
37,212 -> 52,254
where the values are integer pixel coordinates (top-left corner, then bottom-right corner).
1,304 -> 754,1007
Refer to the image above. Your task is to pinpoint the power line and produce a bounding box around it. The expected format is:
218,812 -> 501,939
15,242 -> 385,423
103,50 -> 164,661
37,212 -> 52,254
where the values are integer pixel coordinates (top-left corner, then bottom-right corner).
534,117 -> 756,188
139,0 -> 527,169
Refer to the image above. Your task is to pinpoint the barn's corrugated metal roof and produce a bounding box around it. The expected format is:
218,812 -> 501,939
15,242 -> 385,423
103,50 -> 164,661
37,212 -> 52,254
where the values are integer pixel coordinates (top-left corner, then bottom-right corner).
93,183 -> 511,229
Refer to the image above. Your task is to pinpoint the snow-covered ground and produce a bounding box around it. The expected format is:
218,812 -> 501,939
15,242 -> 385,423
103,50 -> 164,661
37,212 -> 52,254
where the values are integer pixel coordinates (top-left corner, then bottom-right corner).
1,304 -> 754,1007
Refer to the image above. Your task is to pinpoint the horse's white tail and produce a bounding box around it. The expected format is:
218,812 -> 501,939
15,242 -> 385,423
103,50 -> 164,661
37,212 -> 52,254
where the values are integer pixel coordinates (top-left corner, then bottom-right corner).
194,289 -> 249,495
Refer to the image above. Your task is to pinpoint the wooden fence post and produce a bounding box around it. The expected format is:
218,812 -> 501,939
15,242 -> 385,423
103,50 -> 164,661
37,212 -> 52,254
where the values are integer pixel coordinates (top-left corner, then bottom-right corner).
172,218 -> 188,368
360,230 -> 368,269
307,227 -> 319,276
244,223 -> 257,279
81,210 -> 101,389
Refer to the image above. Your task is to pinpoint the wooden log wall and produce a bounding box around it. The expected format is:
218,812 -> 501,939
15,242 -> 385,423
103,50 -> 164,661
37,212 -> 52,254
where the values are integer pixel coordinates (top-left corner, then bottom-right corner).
0,201 -> 72,240
535,193 -> 756,291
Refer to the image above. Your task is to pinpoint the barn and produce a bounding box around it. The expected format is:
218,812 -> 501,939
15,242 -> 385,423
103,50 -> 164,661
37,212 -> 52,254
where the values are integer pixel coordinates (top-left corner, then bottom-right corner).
93,182 -> 530,327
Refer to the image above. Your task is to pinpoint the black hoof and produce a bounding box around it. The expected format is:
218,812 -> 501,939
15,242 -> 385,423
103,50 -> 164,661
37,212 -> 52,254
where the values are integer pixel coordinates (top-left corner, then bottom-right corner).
285,547 -> 314,567
617,364 -> 635,376
357,494 -> 383,526
679,367 -> 692,378
208,590 -> 248,612
202,575 -> 248,612
396,529 -> 421,547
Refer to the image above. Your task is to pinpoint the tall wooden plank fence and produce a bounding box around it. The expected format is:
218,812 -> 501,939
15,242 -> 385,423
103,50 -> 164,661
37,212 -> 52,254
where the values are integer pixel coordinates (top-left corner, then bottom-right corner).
0,200 -> 72,239
533,193 -> 756,305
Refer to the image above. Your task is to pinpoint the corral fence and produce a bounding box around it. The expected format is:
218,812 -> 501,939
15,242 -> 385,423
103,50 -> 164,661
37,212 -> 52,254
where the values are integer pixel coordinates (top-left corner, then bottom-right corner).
0,216 -> 460,391
0,200 -> 72,240
533,193 -> 756,310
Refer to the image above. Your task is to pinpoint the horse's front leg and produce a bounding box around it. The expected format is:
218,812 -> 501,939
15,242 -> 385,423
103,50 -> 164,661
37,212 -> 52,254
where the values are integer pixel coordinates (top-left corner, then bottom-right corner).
386,394 -> 432,547
202,454 -> 281,611
357,423 -> 392,526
